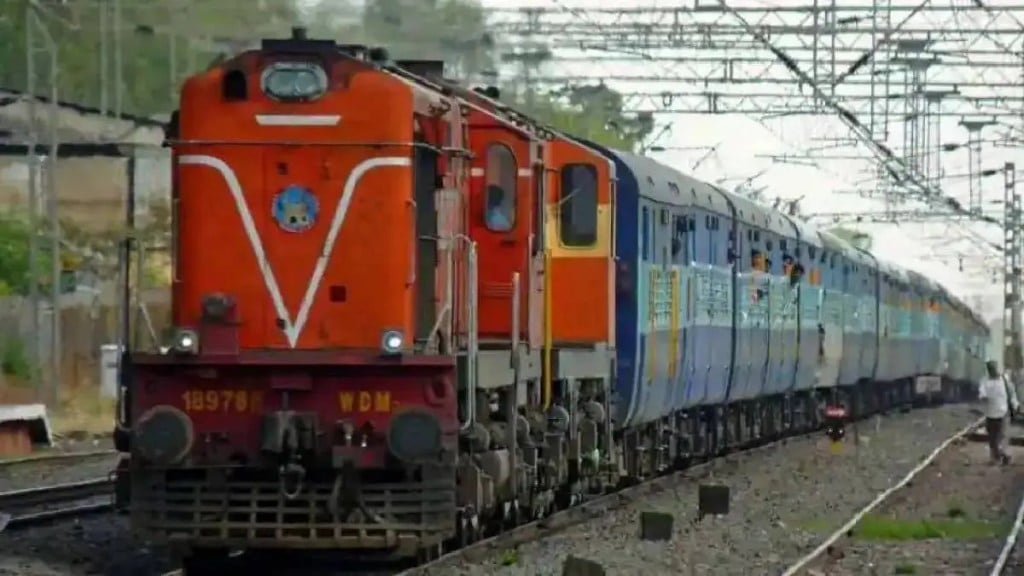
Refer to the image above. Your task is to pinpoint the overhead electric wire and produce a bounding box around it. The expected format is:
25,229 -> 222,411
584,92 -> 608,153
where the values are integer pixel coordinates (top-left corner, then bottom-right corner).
714,0 -> 1002,228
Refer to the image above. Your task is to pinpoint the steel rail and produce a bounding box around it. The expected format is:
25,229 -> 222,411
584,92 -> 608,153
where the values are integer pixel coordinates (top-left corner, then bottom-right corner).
0,449 -> 117,467
779,417 -> 985,575
989,480 -> 1024,574
0,477 -> 114,530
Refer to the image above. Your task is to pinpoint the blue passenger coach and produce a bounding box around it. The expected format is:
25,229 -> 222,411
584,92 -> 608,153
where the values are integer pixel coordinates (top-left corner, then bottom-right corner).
575,137 -> 986,478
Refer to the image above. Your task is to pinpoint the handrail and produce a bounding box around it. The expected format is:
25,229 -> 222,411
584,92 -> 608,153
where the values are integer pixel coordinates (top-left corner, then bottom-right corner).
454,234 -> 479,433
115,235 -> 131,433
543,248 -> 553,410
407,199 -> 417,287
511,272 -> 520,368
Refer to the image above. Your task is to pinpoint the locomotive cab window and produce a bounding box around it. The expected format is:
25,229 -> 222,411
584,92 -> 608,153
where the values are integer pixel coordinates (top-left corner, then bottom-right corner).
559,163 -> 598,247
484,143 -> 517,232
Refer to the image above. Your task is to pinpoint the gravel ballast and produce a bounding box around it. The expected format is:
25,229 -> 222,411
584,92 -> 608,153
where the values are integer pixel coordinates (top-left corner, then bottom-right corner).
0,513 -> 174,576
797,419 -> 1024,575
0,405 -> 979,576
425,404 -> 979,576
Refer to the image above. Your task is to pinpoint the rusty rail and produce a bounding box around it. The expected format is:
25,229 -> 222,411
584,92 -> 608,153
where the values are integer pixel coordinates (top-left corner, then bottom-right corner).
0,477 -> 114,531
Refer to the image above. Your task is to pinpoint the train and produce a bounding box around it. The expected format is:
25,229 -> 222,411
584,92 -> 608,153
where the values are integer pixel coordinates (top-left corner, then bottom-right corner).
112,28 -> 989,572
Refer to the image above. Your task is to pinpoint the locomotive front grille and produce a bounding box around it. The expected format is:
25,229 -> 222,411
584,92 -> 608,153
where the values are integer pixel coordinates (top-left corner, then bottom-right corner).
130,471 -> 456,556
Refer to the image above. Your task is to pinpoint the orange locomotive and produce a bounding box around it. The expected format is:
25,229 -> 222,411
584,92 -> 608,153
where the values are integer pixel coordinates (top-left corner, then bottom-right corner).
117,28 -> 622,568
117,29 -> 471,565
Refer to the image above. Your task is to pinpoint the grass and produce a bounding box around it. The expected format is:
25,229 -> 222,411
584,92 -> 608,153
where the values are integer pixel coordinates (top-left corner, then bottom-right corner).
2,367 -> 115,438
49,384 -> 116,438
499,549 -> 518,566
851,514 -> 1006,541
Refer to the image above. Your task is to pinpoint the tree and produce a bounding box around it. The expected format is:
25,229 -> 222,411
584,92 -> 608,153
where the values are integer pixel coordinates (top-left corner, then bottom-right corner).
352,0 -> 496,82
519,84 -> 653,151
347,0 -> 648,151
0,0 -> 303,117
829,226 -> 872,251
0,213 -> 53,296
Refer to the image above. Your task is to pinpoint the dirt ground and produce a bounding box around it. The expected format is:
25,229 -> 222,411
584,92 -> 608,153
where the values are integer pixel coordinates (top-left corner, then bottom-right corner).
800,421 -> 1024,575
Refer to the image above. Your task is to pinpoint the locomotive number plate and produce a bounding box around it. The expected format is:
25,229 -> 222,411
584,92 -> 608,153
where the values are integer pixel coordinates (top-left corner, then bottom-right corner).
180,389 -> 265,414
338,391 -> 393,414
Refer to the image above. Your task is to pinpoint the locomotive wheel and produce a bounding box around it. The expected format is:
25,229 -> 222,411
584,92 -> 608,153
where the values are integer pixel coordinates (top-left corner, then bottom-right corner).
504,499 -> 521,529
456,509 -> 480,547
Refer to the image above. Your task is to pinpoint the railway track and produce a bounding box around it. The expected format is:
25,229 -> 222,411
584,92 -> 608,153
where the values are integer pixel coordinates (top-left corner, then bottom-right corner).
778,417 -> 986,575
160,419 -> 836,576
0,477 -> 114,530
991,481 -> 1024,575
157,406 -> 980,576
0,449 -> 117,468
399,420 -> 865,576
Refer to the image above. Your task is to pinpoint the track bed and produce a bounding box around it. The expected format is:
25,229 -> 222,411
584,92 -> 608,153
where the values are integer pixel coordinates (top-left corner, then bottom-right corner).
795,419 -> 1024,575
408,404 -> 978,576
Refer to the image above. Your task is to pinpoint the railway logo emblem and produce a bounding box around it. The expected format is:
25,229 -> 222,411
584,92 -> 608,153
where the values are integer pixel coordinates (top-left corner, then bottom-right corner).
272,185 -> 319,233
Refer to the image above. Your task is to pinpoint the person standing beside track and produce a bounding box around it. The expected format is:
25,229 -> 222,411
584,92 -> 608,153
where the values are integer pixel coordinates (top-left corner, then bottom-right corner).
978,359 -> 1020,465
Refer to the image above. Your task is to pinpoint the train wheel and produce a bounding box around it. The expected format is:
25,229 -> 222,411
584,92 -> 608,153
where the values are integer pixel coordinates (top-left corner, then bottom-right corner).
458,509 -> 480,545
505,499 -> 521,529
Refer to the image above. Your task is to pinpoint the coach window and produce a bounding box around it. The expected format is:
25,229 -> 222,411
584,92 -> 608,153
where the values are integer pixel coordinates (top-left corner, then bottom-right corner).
484,143 -> 517,232
559,163 -> 598,246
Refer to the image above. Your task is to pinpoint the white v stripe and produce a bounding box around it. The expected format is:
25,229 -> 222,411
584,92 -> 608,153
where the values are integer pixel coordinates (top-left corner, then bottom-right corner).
178,154 -> 412,348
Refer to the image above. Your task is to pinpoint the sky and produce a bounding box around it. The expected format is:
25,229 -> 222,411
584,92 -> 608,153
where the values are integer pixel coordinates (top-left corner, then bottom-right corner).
475,0 -> 1024,321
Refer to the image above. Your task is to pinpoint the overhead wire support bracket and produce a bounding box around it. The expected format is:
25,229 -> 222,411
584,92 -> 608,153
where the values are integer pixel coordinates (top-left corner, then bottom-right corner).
713,0 -> 1001,227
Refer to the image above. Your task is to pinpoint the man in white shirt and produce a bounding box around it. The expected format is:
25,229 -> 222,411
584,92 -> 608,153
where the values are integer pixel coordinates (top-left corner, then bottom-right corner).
978,359 -> 1020,465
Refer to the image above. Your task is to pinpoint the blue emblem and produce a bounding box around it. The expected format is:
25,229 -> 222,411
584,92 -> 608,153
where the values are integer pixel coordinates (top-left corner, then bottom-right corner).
272,185 -> 319,233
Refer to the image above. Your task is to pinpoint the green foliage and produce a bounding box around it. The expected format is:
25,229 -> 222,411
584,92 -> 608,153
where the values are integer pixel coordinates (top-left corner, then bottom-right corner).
515,87 -> 651,152
1,337 -> 31,380
0,0 -> 652,150
0,0 -> 302,116
357,0 -> 495,80
355,0 -> 651,152
0,212 -> 52,296
852,514 -> 1005,541
499,548 -> 518,566
828,226 -> 873,251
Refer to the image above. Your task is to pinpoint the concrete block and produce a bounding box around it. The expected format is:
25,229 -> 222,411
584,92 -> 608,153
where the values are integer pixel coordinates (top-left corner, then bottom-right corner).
562,555 -> 605,576
639,510 -> 674,541
0,404 -> 52,458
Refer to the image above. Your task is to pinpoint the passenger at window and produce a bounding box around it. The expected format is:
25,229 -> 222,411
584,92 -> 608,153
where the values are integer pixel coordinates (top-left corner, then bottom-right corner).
485,185 -> 512,231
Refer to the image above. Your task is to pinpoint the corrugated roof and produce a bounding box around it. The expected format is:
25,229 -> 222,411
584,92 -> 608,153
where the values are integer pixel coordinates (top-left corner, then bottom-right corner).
0,87 -> 166,128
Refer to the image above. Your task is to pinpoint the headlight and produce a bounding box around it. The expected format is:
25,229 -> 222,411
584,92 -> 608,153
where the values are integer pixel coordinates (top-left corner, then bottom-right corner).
381,329 -> 404,354
260,62 -> 327,102
172,328 -> 199,355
